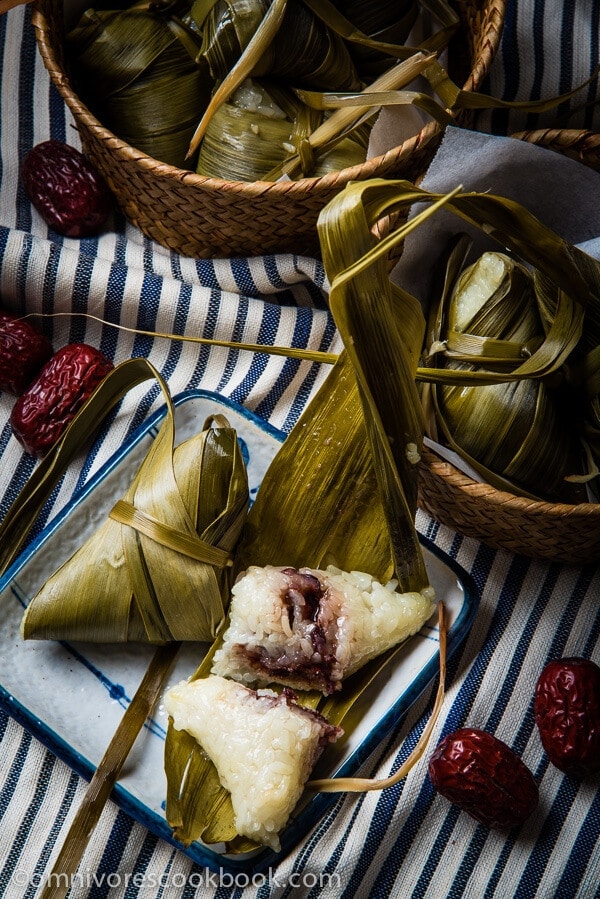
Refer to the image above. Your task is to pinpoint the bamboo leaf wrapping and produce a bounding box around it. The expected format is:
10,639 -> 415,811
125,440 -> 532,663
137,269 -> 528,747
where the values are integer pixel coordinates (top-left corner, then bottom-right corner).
21,375 -> 249,644
66,5 -> 213,168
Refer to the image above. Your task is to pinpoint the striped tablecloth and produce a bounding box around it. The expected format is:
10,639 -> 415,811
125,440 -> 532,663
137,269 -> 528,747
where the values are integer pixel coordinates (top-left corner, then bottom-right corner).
1,3 -> 599,897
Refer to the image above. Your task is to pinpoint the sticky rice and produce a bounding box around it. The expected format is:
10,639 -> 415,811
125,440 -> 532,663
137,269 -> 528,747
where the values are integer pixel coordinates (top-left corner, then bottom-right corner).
164,674 -> 342,850
211,565 -> 435,694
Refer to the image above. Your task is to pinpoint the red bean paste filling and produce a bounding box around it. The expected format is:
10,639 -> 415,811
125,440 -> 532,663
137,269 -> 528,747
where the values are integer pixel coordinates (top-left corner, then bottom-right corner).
255,687 -> 343,745
234,567 -> 340,694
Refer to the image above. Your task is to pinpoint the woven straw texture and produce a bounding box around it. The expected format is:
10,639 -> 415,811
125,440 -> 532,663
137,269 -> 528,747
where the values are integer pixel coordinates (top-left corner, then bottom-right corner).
418,447 -> 600,566
31,0 -> 506,258
512,128 -> 600,171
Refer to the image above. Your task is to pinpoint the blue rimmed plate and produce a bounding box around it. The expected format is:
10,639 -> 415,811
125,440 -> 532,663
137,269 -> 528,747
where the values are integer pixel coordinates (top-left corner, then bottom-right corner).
0,390 -> 479,874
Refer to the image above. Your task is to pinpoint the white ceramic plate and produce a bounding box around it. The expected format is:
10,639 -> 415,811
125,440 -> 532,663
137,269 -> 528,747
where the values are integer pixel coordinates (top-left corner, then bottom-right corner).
0,390 -> 479,874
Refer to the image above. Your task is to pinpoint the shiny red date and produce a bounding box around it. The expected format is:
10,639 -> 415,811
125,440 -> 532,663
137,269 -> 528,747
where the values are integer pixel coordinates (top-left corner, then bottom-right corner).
21,140 -> 112,238
428,728 -> 538,829
10,343 -> 114,457
534,657 -> 600,778
0,312 -> 53,395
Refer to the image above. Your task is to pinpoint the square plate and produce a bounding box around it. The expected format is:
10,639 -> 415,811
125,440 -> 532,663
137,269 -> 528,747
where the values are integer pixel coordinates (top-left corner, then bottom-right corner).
0,390 -> 479,873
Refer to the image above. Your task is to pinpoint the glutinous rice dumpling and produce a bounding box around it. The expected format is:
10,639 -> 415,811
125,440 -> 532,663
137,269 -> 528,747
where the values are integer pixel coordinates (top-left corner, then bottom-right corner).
211,564 -> 435,694
164,674 -> 342,850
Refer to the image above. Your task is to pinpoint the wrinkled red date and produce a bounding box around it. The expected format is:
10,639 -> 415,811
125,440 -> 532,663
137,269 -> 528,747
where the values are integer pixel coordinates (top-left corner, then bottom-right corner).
21,140 -> 112,237
428,728 -> 538,829
0,312 -> 53,394
534,657 -> 600,778
10,343 -> 114,457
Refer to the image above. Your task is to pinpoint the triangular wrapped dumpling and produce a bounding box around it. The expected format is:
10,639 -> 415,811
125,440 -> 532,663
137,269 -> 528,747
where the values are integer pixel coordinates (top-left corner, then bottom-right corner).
21,414 -> 249,644
164,674 -> 342,850
211,564 -> 435,694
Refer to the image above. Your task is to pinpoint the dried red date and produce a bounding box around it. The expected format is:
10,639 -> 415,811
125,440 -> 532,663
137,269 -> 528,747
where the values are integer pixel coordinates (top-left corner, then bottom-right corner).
21,140 -> 112,237
428,728 -> 538,828
10,343 -> 114,457
534,657 -> 600,778
0,312 -> 53,394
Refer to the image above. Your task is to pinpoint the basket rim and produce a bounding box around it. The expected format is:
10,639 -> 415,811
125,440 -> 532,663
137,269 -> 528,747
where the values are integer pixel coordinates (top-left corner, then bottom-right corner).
30,0 -> 507,197
421,446 -> 600,517
511,127 -> 600,142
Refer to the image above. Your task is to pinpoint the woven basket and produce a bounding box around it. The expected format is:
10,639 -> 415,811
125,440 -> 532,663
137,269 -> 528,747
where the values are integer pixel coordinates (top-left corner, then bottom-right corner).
511,127 -> 600,171
418,448 -> 600,565
416,126 -> 600,566
31,0 -> 506,258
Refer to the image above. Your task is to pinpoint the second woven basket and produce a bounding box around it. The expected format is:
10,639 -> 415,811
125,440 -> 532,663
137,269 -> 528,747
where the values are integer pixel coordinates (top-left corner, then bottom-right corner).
417,127 -> 600,566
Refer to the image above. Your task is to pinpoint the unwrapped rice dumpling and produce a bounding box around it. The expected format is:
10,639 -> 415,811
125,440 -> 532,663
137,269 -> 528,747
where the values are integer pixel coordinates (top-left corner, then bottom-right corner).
211,564 -> 435,694
164,674 -> 342,850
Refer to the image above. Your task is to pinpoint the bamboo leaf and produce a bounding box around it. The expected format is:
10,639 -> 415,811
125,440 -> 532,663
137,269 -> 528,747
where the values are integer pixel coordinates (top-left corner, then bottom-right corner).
424,57 -> 600,115
265,52 -> 437,179
389,193 -> 592,499
318,181 -> 437,592
296,86 -> 452,126
302,0 -> 459,60
25,311 -> 338,366
333,180 -> 595,387
40,641 -> 180,899
233,353 -> 391,579
186,0 -> 290,157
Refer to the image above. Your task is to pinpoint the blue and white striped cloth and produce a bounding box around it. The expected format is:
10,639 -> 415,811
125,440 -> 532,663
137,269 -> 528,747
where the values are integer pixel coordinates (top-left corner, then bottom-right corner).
0,3 -> 599,897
